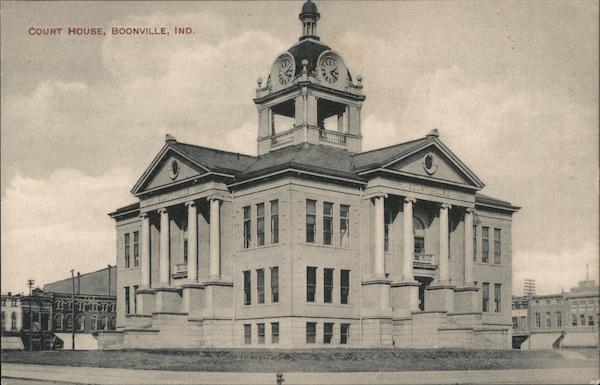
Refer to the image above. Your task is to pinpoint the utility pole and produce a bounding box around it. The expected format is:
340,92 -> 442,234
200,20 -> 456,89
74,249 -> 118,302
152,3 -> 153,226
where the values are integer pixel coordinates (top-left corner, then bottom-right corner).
71,269 -> 76,350
27,279 -> 35,351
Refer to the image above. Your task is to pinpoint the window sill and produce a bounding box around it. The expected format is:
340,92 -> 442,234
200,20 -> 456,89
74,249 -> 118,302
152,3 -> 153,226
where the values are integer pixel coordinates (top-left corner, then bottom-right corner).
123,266 -> 140,270
306,302 -> 352,307
242,303 -> 280,308
241,243 -> 283,252
304,243 -> 351,250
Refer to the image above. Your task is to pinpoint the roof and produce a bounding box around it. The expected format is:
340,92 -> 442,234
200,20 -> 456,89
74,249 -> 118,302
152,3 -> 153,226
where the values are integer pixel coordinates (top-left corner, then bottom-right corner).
170,142 -> 256,175
352,137 -> 431,171
108,202 -> 139,217
287,39 -> 331,77
475,193 -> 520,211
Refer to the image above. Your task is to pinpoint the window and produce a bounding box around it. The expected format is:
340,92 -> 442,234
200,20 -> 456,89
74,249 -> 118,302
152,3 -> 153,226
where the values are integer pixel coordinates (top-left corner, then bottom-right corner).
482,282 -> 490,312
482,227 -> 489,263
473,225 -> 477,262
307,266 -> 316,302
124,233 -> 130,268
580,314 -> 586,326
306,200 -> 316,243
556,312 -> 562,327
324,268 -> 334,303
340,323 -> 350,344
271,200 -> 279,244
124,286 -> 130,314
91,316 -> 98,331
384,209 -> 392,253
589,299 -> 594,304
65,314 -> 73,330
557,298 -> 562,304
11,312 -> 17,330
340,270 -> 350,304
257,269 -> 265,304
493,228 -> 501,264
323,202 -> 333,245
271,266 -> 279,303
572,314 -> 578,326
414,217 -> 425,254
324,322 -> 333,344
244,324 -> 251,344
243,270 -> 251,305
340,205 -> 350,247
535,313 -> 541,328
100,316 -> 108,330
256,203 -> 265,246
512,317 -> 518,329
54,314 -> 63,330
257,323 -> 265,344
306,322 -> 316,343
243,206 -> 251,248
494,283 -> 502,313
271,322 -> 280,344
109,317 -> 116,330
1,312 -> 4,331
133,285 -> 139,314
76,314 -> 84,331
133,231 -> 140,267
588,315 -> 594,326
546,312 -> 552,327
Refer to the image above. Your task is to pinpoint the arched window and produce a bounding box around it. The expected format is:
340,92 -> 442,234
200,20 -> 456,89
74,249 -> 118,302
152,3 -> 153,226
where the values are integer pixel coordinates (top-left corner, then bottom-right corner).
76,314 -> 85,331
65,314 -> 73,330
54,314 -> 63,330
90,315 -> 98,331
413,217 -> 426,255
99,316 -> 108,330
109,317 -> 116,330
11,312 -> 17,330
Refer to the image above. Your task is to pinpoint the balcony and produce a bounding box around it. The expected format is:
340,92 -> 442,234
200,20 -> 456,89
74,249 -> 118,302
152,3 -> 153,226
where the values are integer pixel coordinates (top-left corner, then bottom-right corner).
172,262 -> 187,279
271,128 -> 295,147
319,129 -> 347,145
413,252 -> 436,269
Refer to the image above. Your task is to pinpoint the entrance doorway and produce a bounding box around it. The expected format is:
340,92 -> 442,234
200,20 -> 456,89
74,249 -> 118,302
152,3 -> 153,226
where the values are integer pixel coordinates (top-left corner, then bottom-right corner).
415,276 -> 433,311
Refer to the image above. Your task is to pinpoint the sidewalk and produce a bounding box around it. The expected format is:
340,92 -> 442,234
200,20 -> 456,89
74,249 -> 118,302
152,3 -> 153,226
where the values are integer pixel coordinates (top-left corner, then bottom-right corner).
2,363 -> 599,385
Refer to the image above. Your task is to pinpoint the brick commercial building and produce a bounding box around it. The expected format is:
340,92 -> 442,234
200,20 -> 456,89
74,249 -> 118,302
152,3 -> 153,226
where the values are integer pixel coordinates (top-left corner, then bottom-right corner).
105,1 -> 519,349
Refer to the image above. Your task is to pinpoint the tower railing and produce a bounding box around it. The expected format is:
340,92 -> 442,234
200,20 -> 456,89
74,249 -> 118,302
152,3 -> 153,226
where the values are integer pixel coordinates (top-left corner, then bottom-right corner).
319,129 -> 347,145
271,127 -> 296,146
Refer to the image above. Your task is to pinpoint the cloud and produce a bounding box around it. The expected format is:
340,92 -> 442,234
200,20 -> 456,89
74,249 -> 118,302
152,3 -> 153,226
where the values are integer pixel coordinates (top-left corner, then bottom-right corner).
1,168 -> 136,293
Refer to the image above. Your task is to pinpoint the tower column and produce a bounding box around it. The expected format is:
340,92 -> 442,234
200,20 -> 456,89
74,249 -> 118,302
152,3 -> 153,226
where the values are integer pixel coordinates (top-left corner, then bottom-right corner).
158,207 -> 170,285
208,196 -> 222,280
186,201 -> 198,282
373,194 -> 386,278
140,213 -> 151,288
402,197 -> 416,281
464,208 -> 474,286
438,203 -> 451,284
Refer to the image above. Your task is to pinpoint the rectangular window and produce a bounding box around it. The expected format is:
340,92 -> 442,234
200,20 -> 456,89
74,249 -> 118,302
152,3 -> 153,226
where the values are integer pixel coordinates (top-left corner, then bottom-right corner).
133,285 -> 138,314
482,282 -> 489,312
271,266 -> 279,303
494,228 -> 501,264
473,225 -> 477,262
124,233 -> 130,268
257,269 -> 265,304
340,269 -> 350,304
556,311 -> 562,327
414,236 -> 425,254
271,322 -> 279,344
324,268 -> 334,304
257,323 -> 265,344
535,313 -> 541,328
307,266 -> 316,302
340,204 -> 350,247
340,323 -> 350,344
572,314 -> 578,326
124,286 -> 130,314
244,324 -> 251,344
323,202 -> 333,245
494,283 -> 502,313
257,203 -> 265,247
270,200 -> 279,244
243,270 -> 251,305
306,200 -> 316,243
306,322 -> 316,343
243,206 -> 251,248
580,314 -> 586,326
324,322 -> 333,344
512,317 -> 518,329
546,312 -> 552,327
589,316 -> 595,326
482,227 -> 489,263
133,231 -> 140,267
384,209 -> 392,253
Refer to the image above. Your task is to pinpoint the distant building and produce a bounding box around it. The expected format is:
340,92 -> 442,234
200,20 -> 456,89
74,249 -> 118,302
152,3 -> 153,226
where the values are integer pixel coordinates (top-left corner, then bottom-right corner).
523,279 -> 536,296
512,279 -> 599,349
1,293 -> 24,350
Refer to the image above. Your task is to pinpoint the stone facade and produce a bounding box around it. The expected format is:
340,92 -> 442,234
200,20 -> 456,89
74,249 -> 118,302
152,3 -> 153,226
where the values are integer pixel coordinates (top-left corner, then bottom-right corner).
105,1 -> 519,350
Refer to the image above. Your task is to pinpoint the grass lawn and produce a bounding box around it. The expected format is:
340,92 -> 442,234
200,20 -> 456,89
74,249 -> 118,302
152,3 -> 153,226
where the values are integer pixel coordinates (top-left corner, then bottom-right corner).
1,348 -> 598,372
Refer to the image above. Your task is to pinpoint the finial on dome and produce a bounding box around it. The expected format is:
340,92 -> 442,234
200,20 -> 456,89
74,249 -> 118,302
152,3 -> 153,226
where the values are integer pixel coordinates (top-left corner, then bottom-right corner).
301,59 -> 309,74
426,128 -> 439,138
165,133 -> 177,143
257,77 -> 263,87
299,0 -> 320,41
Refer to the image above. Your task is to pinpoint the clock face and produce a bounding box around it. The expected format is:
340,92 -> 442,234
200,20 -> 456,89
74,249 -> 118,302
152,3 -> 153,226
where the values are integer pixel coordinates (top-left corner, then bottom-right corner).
278,58 -> 294,85
319,56 -> 339,83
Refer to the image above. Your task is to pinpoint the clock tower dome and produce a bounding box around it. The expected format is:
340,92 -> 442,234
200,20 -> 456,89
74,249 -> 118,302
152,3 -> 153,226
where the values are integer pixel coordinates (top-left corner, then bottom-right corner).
254,0 -> 365,155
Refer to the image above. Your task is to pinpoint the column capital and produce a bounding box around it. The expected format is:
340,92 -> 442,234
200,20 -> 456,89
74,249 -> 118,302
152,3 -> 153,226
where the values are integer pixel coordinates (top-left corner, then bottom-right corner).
207,195 -> 224,203
465,207 -> 475,215
440,203 -> 452,210
139,212 -> 149,219
185,200 -> 196,208
404,197 -> 416,205
157,207 -> 168,215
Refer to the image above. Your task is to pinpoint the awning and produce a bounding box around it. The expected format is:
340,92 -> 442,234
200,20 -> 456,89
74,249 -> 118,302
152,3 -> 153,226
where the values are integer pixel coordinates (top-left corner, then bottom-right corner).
54,333 -> 98,350
1,336 -> 24,350
561,331 -> 598,348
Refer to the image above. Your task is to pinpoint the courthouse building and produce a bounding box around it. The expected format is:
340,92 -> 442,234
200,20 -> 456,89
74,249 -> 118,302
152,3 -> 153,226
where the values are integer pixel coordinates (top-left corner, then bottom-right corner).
105,1 -> 519,349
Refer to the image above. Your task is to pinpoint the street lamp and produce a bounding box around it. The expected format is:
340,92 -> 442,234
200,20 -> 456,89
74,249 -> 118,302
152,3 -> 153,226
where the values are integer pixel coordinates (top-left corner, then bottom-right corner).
71,269 -> 76,350
27,279 -> 35,351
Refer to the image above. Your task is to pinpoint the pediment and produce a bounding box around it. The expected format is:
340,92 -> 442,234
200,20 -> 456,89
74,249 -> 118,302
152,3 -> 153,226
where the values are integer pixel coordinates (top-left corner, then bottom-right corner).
383,142 -> 483,189
132,147 -> 209,195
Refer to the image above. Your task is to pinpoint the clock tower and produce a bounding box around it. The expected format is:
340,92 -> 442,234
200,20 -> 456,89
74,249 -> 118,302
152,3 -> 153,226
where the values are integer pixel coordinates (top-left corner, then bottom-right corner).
254,0 -> 365,155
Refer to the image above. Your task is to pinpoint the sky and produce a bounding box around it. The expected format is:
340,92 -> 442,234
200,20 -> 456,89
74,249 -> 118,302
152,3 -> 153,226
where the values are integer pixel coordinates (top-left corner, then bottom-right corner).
1,1 -> 598,295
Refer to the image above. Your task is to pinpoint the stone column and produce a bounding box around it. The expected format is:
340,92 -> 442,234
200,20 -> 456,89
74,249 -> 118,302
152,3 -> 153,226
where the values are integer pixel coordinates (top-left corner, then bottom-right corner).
186,201 -> 198,282
373,194 -> 386,278
140,213 -> 151,288
438,203 -> 451,283
464,208 -> 474,285
402,197 -> 416,281
158,207 -> 170,285
208,196 -> 222,280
